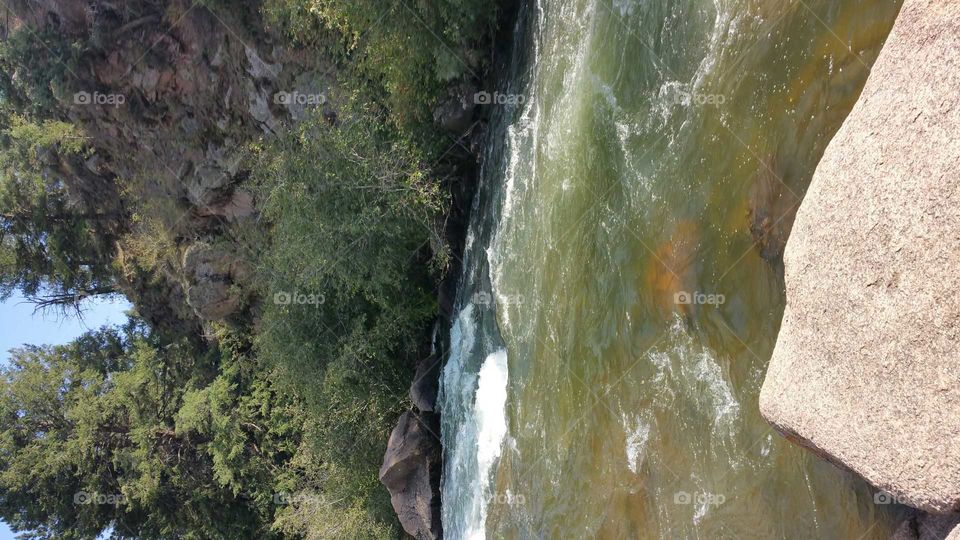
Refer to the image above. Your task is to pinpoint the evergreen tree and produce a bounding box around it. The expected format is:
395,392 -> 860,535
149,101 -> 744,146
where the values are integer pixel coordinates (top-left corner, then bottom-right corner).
0,323 -> 294,539
0,115 -> 122,314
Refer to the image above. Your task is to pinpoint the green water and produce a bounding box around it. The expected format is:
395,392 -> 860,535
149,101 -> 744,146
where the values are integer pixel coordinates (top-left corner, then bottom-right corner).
440,0 -> 905,537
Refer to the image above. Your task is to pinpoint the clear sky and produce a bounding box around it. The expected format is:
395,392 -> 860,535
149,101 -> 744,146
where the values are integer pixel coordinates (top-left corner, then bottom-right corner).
0,292 -> 132,539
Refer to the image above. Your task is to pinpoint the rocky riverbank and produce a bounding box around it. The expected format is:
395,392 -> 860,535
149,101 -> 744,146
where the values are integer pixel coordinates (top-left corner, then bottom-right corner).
376,3 -> 526,537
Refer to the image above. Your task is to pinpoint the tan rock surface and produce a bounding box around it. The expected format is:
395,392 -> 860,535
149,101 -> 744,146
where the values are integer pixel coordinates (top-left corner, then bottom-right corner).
759,0 -> 960,515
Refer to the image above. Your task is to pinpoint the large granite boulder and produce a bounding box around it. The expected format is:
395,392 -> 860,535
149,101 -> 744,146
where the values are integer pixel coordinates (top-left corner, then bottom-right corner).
759,0 -> 960,516
379,411 -> 443,539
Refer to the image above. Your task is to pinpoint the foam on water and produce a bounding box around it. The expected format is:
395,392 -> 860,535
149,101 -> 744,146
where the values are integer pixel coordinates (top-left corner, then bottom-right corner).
624,414 -> 652,474
440,305 -> 511,539
474,349 -> 510,499
693,350 -> 740,430
666,316 -> 742,434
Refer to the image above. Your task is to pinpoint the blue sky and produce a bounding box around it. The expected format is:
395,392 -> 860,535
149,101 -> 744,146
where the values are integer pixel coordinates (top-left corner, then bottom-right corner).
0,293 -> 131,539
0,292 -> 132,364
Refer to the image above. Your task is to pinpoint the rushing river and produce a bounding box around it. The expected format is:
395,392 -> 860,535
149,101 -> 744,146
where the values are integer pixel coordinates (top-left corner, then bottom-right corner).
438,0 -> 904,538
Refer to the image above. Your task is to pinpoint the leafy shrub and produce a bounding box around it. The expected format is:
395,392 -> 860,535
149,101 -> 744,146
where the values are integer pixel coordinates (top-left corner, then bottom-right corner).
263,0 -> 501,135
248,102 -> 445,535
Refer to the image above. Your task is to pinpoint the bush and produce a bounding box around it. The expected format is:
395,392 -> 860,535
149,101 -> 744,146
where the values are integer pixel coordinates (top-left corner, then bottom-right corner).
263,0 -> 500,137
247,102 -> 446,534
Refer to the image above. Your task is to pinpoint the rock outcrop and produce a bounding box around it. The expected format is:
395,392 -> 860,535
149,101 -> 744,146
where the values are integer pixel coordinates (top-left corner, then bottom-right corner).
379,410 -> 443,540
433,82 -> 478,136
760,0 -> 960,518
4,0 -> 337,328
181,242 -> 250,321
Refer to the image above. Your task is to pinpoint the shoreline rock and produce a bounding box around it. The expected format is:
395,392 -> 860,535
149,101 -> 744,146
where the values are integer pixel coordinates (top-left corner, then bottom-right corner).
760,0 -> 960,524
379,411 -> 444,540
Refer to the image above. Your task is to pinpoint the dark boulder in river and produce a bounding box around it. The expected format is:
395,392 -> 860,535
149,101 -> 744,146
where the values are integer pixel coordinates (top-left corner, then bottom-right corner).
379,411 -> 443,539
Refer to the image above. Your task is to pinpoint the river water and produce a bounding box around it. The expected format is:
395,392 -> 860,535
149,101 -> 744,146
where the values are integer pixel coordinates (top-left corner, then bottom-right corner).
438,0 -> 904,538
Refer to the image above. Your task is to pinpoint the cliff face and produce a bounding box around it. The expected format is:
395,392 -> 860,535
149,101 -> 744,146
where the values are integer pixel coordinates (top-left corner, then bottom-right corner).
759,0 -> 960,529
4,0 -> 334,332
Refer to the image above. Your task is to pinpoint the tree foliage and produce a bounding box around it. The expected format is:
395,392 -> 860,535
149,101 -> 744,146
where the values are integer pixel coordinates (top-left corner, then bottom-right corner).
263,0 -> 500,136
0,115 -> 121,313
0,322 -> 298,539
0,23 -> 82,118
247,102 -> 445,536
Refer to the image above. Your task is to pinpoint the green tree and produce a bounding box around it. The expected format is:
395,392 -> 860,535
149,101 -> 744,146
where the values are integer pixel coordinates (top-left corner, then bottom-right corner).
0,115 -> 123,314
0,16 -> 122,314
263,0 -> 501,137
0,22 -> 81,118
0,322 -> 291,539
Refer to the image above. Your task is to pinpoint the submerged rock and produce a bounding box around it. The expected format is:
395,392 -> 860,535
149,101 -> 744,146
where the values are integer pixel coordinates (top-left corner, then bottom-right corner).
379,411 -> 443,540
760,0 -> 960,515
410,354 -> 442,413
747,155 -> 800,264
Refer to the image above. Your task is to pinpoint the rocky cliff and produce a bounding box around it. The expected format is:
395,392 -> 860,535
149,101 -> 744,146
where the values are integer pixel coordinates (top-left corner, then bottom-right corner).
759,0 -> 960,536
3,0 -> 336,333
